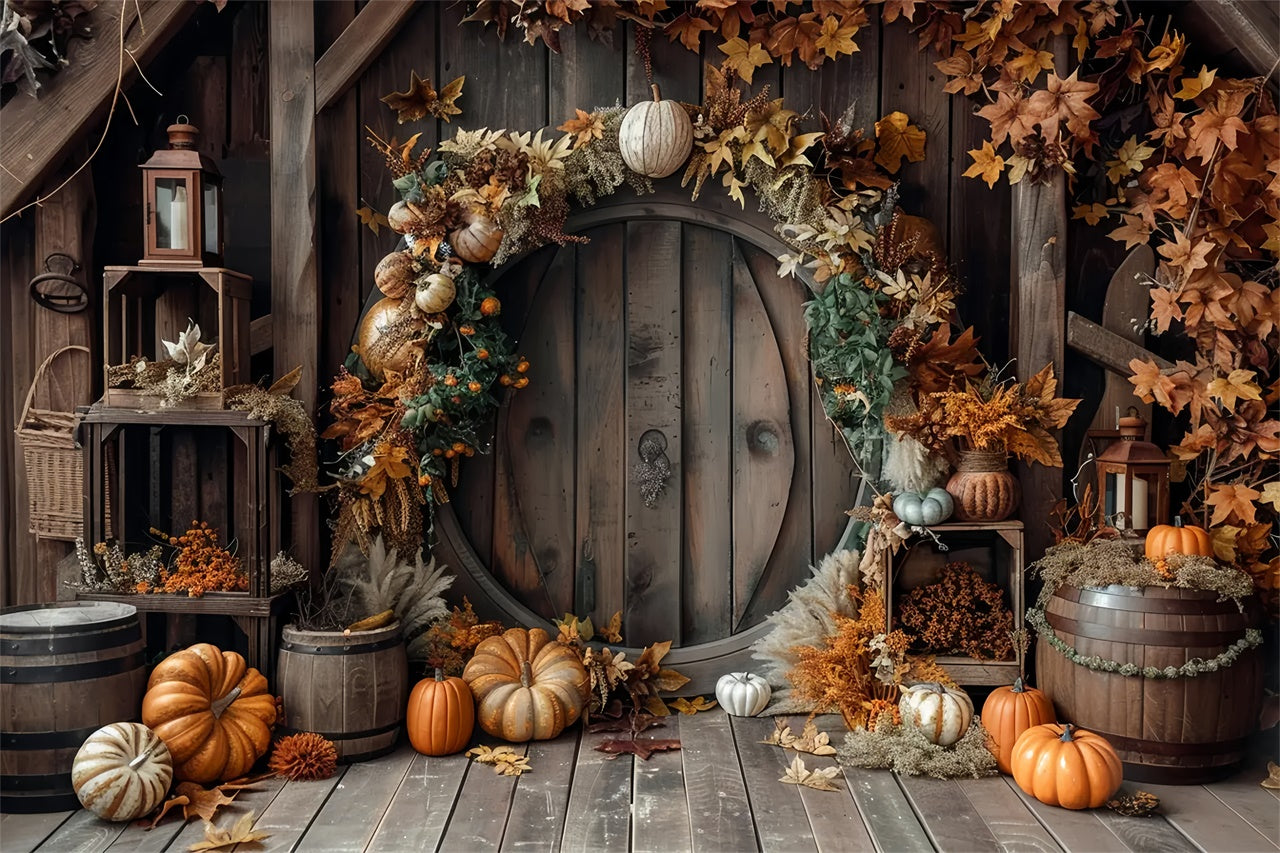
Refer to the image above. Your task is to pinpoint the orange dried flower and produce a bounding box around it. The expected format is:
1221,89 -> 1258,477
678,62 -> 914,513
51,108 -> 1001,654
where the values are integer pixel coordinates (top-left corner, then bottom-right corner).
269,732 -> 338,781
897,561 -> 1014,661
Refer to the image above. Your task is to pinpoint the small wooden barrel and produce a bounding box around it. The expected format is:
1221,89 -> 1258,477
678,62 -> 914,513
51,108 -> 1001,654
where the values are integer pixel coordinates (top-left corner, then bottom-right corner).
276,622 -> 408,762
1037,585 -> 1263,784
1,602 -> 147,812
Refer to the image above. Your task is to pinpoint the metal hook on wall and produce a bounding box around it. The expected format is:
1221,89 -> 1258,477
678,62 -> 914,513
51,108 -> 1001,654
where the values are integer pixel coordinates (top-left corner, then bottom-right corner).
29,252 -> 89,314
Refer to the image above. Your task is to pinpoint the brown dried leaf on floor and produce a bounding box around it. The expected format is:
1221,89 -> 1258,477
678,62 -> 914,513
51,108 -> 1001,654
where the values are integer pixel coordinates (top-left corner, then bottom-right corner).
1106,790 -> 1161,817
780,756 -> 842,791
146,794 -> 190,829
188,811 -> 270,851
595,738 -> 681,761
761,718 -> 837,755
177,782 -> 238,824
1263,761 -> 1280,790
584,713 -> 664,735
667,696 -> 718,715
465,744 -> 531,776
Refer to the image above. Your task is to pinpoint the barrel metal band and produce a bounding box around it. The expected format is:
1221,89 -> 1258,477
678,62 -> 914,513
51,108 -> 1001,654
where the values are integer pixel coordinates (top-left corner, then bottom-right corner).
1,720 -> 137,751
0,790 -> 82,814
277,636 -> 403,655
1058,585 -> 1242,616
1,771 -> 76,792
1045,611 -> 1249,647
1092,728 -> 1246,757
275,720 -> 401,741
338,741 -> 400,765
3,625 -> 141,656
1,650 -> 145,683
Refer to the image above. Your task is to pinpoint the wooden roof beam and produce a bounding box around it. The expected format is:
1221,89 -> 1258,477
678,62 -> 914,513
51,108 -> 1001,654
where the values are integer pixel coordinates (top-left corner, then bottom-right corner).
314,0 -> 417,113
0,0 -> 196,220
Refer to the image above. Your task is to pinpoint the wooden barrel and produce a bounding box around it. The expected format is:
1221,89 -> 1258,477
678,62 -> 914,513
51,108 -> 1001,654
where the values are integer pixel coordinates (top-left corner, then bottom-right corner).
1,602 -> 147,812
276,622 -> 407,762
1036,585 -> 1262,784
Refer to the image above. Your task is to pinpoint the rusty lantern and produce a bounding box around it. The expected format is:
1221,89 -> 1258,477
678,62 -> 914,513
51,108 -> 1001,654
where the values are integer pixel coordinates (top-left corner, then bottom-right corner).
139,117 -> 223,266
1096,415 -> 1170,535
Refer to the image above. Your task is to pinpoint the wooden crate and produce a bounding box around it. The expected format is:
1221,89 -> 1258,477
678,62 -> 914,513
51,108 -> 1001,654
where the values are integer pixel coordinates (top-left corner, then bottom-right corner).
884,521 -> 1025,686
102,266 -> 252,409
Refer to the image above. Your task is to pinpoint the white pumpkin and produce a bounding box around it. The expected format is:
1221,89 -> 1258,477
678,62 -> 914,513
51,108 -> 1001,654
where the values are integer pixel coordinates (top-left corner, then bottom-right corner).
899,682 -> 974,747
618,83 -> 694,179
415,273 -> 456,314
715,672 -> 772,717
893,488 -> 955,527
72,722 -> 174,822
387,200 -> 426,235
449,211 -> 503,264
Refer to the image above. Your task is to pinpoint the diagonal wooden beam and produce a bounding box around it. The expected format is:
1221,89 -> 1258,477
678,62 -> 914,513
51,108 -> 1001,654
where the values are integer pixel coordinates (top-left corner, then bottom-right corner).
314,0 -> 417,113
1067,311 -> 1174,375
0,0 -> 195,220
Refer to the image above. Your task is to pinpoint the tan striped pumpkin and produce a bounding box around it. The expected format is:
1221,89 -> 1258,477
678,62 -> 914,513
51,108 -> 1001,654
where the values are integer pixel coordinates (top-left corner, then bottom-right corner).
72,722 -> 174,821
619,84 -> 693,179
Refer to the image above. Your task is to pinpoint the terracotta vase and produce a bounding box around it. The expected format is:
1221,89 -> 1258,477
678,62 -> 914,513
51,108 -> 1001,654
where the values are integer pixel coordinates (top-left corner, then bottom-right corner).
946,450 -> 1019,522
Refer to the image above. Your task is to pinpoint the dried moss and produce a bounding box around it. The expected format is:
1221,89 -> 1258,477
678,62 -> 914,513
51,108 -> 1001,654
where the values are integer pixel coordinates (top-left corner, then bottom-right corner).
838,714 -> 998,779
1032,540 -> 1256,605
225,385 -> 321,493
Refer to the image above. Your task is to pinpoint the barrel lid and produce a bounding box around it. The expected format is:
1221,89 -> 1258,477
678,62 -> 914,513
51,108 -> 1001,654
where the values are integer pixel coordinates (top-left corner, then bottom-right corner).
0,602 -> 137,632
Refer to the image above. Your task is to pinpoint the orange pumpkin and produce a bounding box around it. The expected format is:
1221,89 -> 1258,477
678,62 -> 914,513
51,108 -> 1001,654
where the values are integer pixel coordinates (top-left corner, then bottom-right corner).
981,677 -> 1056,775
1144,516 -> 1213,560
407,668 -> 475,756
462,627 -> 590,742
141,643 -> 276,784
1011,723 -> 1123,810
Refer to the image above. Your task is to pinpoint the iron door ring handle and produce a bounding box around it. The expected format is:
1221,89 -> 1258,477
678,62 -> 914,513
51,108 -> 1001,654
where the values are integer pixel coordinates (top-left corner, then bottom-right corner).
29,253 -> 89,314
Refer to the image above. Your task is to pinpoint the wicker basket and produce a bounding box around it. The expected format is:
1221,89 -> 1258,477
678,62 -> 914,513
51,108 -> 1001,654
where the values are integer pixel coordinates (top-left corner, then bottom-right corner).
15,345 -> 90,541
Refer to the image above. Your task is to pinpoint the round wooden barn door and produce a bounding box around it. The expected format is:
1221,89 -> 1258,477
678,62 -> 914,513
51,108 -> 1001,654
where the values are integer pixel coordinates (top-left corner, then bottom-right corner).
435,189 -> 856,692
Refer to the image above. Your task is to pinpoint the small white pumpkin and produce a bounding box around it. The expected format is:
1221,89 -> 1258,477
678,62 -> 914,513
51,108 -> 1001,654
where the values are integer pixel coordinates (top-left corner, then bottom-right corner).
893,488 -> 955,527
72,722 -> 174,822
387,200 -> 426,235
715,672 -> 772,717
899,682 -> 974,747
618,83 -> 694,179
449,211 -> 503,264
415,272 -> 457,314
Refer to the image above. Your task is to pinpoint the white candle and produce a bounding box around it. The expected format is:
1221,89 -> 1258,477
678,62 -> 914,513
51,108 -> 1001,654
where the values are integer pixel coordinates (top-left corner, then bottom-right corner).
1114,473 -> 1128,530
1131,476 -> 1148,529
170,185 -> 188,250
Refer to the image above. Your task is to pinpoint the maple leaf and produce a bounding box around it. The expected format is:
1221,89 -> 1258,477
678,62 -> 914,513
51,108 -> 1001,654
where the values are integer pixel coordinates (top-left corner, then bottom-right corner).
874,111 -> 926,174
1264,762 -> 1280,790
174,782 -> 239,824
148,793 -> 190,828
667,696 -> 718,714
356,205 -> 391,236
361,443 -> 414,500
718,36 -> 772,84
1186,96 -> 1250,163
1072,203 -> 1109,225
813,14 -> 860,60
1025,70 -> 1101,143
600,610 -> 623,643
465,744 -> 532,775
881,0 -> 921,24
770,720 -> 838,756
767,12 -> 823,69
1157,233 -> 1215,285
780,755 -> 841,791
1260,482 -> 1280,513
1106,136 -> 1156,184
963,141 -> 1005,188
1149,287 -> 1183,334
1174,65 -> 1217,101
595,738 -> 681,760
1129,358 -> 1177,409
978,91 -> 1036,148
1207,368 -> 1263,411
665,12 -> 714,51
1207,483 -> 1261,526
381,72 -> 465,124
1008,47 -> 1055,85
1109,214 -> 1152,250
936,52 -> 983,96
188,811 -> 270,851
557,109 -> 604,149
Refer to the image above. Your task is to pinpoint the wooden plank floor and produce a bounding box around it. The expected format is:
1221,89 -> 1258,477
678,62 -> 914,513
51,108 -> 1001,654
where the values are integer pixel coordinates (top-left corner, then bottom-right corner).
7,712 -> 1277,853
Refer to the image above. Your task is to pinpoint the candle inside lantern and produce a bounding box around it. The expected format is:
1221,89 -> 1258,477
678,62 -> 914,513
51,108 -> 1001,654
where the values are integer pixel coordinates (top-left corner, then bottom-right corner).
1131,475 -> 1148,529
1115,473 -> 1128,529
170,184 -> 189,251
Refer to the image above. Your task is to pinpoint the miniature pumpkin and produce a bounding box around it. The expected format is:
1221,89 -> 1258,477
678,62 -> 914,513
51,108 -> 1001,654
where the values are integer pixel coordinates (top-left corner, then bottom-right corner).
375,251 -> 417,299
415,272 -> 456,314
407,668 -> 475,756
1144,516 -> 1213,560
387,200 -> 427,235
357,297 -> 426,380
618,83 -> 694,178
893,488 -> 955,527
71,722 -> 173,822
141,643 -> 277,784
1011,723 -> 1123,810
899,682 -> 974,747
714,672 -> 772,717
981,677 -> 1056,775
449,211 -> 503,264
463,627 -> 590,742
946,451 -> 1019,522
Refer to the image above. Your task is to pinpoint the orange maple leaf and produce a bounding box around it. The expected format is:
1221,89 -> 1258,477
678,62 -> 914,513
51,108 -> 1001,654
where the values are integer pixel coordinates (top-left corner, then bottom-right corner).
1156,233 -> 1215,285
1149,287 -> 1182,334
813,14 -> 860,60
1206,368 -> 1263,411
963,141 -> 1005,188
1186,95 -> 1250,163
718,36 -> 773,84
1108,214 -> 1151,250
1174,65 -> 1217,101
978,91 -> 1038,148
1007,48 -> 1055,85
766,13 -> 822,68
874,111 -> 926,174
1025,70 -> 1101,144
1128,358 -> 1177,409
665,12 -> 715,51
557,109 -> 604,149
1207,483 -> 1261,526
1072,203 -> 1109,226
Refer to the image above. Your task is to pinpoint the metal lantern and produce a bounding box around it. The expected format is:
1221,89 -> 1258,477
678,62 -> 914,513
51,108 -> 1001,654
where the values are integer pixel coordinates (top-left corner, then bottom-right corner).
1096,415 -> 1170,534
139,117 -> 223,266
